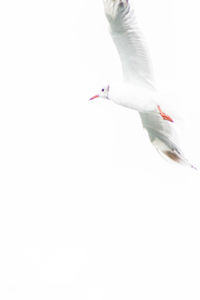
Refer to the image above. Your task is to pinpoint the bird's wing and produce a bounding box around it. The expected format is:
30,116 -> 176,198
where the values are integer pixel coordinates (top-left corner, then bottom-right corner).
103,0 -> 154,88
140,111 -> 195,168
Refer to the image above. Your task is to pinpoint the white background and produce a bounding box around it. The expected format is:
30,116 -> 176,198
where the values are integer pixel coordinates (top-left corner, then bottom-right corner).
0,0 -> 200,299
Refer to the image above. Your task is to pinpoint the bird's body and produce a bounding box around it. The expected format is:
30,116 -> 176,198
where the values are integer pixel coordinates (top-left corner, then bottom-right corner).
109,83 -> 157,112
90,0 -> 195,169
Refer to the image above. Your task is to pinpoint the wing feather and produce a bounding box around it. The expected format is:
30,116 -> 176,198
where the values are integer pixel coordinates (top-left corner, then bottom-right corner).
140,112 -> 195,168
103,0 -> 154,87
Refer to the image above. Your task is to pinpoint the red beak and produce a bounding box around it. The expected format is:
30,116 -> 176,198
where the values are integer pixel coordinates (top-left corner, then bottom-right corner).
89,95 -> 99,101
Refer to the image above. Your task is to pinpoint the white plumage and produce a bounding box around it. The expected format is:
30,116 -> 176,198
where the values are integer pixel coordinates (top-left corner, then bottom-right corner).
90,0 -> 195,169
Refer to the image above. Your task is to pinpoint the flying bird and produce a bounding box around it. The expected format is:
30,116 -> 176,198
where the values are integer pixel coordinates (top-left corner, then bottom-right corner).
90,0 -> 195,169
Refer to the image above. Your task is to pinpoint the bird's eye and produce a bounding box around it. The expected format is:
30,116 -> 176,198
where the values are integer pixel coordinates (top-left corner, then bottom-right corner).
101,88 -> 104,92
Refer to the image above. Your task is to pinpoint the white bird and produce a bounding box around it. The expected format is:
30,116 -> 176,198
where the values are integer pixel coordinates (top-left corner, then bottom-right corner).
90,0 -> 195,169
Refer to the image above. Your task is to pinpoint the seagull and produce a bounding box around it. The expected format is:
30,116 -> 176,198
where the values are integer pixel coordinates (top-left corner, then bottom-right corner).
90,0 -> 195,169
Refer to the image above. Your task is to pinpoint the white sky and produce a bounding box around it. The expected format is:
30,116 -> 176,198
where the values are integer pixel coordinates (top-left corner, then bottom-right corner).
0,0 -> 200,299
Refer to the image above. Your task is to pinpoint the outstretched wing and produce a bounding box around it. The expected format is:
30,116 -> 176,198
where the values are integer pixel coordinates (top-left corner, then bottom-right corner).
103,0 -> 154,88
140,112 -> 195,168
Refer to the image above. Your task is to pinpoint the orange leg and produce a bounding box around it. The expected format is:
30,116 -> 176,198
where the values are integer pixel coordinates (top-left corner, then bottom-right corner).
157,105 -> 174,123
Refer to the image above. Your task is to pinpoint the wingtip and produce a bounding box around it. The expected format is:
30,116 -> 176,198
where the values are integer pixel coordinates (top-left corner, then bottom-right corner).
103,0 -> 129,19
190,164 -> 198,171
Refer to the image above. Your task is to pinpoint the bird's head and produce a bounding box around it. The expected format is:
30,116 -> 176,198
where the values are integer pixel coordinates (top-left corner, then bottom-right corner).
89,85 -> 110,101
